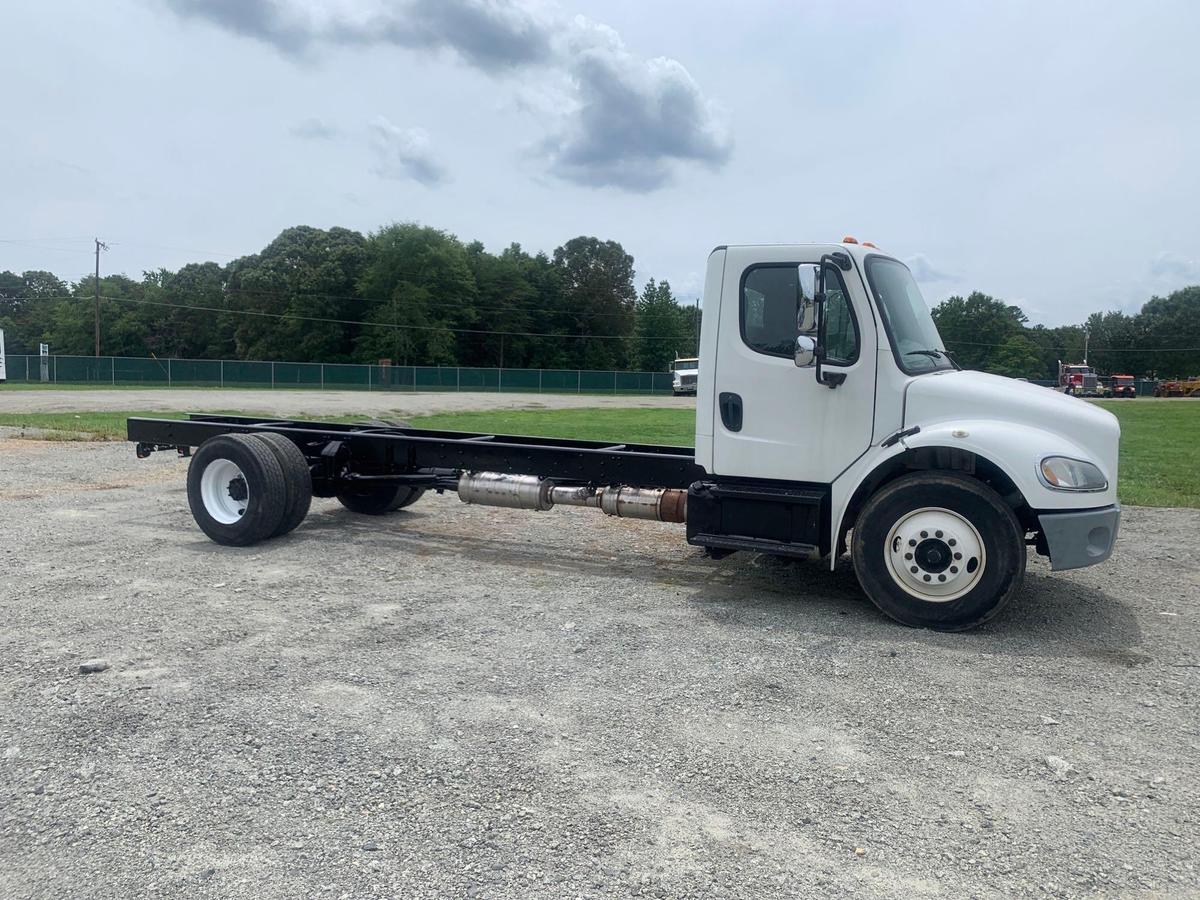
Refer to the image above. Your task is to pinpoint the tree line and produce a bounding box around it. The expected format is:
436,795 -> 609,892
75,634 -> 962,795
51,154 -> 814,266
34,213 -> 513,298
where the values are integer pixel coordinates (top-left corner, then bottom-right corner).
0,224 -> 699,373
1,223 -> 1197,378
931,289 -> 1200,380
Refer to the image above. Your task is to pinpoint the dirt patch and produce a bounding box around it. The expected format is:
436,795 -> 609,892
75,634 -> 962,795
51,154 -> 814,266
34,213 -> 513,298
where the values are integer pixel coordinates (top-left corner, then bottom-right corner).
1,439 -> 1197,899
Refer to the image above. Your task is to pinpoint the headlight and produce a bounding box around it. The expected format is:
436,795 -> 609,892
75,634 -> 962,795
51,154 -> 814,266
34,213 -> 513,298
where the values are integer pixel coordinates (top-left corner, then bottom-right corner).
1039,456 -> 1108,491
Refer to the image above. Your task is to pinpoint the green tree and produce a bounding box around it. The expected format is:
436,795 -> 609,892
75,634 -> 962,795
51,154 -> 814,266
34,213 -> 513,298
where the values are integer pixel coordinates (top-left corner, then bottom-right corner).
0,270 -> 67,353
1135,286 -> 1200,378
552,237 -> 636,370
355,223 -> 477,366
225,226 -> 368,362
932,292 -> 1028,371
632,278 -> 692,371
989,334 -> 1042,378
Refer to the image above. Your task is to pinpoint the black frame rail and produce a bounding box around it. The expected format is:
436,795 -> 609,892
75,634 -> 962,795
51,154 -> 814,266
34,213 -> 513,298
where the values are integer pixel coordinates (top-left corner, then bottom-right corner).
128,414 -> 705,489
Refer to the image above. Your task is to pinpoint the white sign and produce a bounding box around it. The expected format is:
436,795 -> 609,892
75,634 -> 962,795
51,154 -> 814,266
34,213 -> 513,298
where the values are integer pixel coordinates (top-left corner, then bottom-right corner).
0,329 -> 7,383
40,343 -> 49,357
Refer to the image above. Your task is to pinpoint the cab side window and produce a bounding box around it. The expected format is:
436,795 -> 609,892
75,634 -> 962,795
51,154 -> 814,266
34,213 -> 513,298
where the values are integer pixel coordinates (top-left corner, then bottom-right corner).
740,264 -> 859,363
741,266 -> 800,357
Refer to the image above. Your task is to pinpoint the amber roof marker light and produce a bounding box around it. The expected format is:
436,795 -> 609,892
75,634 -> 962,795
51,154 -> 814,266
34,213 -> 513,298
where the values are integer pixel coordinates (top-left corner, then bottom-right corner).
842,236 -> 859,244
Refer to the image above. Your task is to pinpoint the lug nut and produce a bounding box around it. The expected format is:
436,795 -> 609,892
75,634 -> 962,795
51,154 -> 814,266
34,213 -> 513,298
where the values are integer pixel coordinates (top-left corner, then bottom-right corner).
954,552 -> 962,560
950,566 -> 958,574
905,552 -> 913,560
910,566 -> 918,574
923,574 -> 931,582
908,539 -> 916,547
920,530 -> 928,538
938,574 -> 946,582
948,538 -> 957,547
935,530 -> 943,538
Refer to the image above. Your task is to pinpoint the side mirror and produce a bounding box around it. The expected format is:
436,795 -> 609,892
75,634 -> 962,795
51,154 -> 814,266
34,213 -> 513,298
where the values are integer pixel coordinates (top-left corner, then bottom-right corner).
797,297 -> 817,334
794,335 -> 817,368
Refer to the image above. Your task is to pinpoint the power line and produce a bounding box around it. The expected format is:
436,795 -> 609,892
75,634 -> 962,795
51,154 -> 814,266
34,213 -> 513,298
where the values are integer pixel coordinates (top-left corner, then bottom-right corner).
942,338 -> 1199,352
5,286 -> 696,326
77,293 -> 697,343
9,292 -> 1192,351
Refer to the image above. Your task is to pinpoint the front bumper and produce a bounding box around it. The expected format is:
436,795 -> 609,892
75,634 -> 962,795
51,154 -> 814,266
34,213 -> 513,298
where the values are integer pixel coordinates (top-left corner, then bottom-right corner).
1037,504 -> 1120,571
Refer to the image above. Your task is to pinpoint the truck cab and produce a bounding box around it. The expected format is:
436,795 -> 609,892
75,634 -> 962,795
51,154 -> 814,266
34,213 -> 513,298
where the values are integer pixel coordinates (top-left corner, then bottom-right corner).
671,357 -> 699,396
690,240 -> 1120,628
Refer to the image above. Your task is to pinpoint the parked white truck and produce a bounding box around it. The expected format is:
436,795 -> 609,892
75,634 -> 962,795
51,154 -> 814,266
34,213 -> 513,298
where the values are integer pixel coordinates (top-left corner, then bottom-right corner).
129,239 -> 1121,631
671,356 -> 699,396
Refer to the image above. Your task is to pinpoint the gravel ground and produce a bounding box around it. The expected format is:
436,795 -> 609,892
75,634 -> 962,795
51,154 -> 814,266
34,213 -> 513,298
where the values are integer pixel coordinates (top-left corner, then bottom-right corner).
0,388 -> 693,417
1,434 -> 1198,899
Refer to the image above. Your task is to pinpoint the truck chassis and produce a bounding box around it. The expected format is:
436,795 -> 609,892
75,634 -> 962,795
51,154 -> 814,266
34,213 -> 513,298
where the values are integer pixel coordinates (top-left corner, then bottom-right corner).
128,413 -> 830,561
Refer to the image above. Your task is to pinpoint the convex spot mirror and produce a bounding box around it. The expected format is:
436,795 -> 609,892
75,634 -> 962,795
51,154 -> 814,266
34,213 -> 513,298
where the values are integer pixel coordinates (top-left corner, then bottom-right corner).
794,334 -> 817,368
797,264 -> 819,334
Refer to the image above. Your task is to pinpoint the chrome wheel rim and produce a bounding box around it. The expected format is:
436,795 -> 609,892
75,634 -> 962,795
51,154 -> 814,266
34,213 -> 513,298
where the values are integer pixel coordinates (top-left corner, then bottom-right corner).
884,506 -> 985,602
200,458 -> 249,525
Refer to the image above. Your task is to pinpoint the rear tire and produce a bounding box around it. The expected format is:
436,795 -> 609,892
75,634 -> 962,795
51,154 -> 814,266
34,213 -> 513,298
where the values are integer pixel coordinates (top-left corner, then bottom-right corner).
337,483 -> 423,515
249,432 -> 313,536
187,434 -> 289,546
390,487 -> 425,510
851,472 -> 1025,631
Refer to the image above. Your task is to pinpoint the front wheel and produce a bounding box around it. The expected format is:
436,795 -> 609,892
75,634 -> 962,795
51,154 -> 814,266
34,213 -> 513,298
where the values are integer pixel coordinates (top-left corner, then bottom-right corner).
851,472 -> 1025,631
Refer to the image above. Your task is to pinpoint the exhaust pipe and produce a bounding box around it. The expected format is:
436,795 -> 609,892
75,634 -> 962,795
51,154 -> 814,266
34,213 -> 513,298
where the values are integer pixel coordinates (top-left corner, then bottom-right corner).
456,472 -> 686,523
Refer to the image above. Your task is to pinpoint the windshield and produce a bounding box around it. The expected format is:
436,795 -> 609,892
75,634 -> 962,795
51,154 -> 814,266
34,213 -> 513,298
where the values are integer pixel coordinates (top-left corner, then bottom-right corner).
673,359 -> 699,372
864,256 -> 954,375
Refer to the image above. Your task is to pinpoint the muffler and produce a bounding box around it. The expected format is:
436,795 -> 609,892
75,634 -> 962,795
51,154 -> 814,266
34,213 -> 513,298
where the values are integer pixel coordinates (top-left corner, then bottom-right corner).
456,472 -> 686,523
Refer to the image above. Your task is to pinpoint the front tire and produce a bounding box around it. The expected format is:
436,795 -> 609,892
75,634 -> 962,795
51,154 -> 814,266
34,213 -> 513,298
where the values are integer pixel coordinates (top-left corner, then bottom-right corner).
187,434 -> 289,546
851,472 -> 1025,631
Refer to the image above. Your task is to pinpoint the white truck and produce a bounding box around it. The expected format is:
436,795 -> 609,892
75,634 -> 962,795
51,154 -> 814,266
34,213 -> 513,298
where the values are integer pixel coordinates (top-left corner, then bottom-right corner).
671,356 -> 699,396
128,239 -> 1121,631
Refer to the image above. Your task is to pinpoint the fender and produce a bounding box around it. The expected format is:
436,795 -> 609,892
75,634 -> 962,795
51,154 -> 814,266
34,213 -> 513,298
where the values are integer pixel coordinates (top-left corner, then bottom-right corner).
828,420 -> 1118,569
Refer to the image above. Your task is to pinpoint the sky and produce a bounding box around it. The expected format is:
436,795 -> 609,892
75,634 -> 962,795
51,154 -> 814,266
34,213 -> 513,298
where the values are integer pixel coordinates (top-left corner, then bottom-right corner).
2,0 -> 1199,326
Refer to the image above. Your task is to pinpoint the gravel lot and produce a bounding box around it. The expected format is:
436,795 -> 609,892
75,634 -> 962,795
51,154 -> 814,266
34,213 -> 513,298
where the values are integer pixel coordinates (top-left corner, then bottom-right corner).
1,434 -> 1198,899
0,388 -> 693,417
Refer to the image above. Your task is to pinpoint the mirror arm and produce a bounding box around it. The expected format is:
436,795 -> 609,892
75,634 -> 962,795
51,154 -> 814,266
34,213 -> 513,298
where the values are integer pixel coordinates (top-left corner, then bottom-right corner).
814,254 -> 846,389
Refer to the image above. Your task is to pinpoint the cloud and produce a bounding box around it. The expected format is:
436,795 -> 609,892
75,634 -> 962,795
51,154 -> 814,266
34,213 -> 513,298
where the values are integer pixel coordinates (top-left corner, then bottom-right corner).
1149,250 -> 1200,284
369,117 -> 446,186
289,117 -> 339,140
163,1 -> 731,191
905,253 -> 957,283
541,20 -> 732,191
164,0 -> 551,71
164,0 -> 313,53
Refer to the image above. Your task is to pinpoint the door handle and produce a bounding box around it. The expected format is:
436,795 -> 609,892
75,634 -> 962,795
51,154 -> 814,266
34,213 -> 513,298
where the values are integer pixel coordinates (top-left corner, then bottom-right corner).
719,392 -> 743,432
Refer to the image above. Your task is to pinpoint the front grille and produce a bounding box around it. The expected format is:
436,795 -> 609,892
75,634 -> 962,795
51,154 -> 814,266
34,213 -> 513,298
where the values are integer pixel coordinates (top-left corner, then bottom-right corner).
680,374 -> 697,387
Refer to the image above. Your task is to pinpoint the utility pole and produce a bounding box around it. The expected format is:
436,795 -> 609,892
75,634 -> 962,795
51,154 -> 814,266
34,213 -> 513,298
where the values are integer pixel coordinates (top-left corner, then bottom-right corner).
93,238 -> 108,357
1083,329 -> 1089,366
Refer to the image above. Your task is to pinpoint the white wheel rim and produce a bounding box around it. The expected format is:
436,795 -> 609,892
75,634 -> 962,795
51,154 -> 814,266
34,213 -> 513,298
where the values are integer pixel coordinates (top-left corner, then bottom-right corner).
884,506 -> 986,603
200,458 -> 250,525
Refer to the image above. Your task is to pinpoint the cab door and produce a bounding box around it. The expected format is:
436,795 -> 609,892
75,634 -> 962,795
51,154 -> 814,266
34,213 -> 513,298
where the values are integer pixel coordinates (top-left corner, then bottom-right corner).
711,246 -> 877,483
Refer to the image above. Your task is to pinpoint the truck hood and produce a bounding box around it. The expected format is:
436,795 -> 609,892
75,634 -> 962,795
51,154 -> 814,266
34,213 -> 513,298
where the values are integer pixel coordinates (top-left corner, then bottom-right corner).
904,370 -> 1120,482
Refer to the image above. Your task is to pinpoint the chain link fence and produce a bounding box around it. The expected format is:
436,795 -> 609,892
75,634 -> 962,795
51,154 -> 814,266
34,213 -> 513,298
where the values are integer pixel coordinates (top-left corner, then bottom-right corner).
1,354 -> 677,395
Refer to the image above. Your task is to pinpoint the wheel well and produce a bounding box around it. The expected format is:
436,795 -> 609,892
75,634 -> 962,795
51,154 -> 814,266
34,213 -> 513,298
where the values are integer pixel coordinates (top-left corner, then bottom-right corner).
837,447 -> 1035,554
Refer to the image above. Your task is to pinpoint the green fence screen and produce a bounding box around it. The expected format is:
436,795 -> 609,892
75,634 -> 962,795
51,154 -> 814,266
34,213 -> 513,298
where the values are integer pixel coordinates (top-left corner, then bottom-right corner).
1,354 -> 678,395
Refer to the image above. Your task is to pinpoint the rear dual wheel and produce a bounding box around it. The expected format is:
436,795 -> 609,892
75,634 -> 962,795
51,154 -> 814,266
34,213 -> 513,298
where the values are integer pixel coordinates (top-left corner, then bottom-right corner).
336,484 -> 425,515
187,433 -> 313,546
851,472 -> 1025,631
